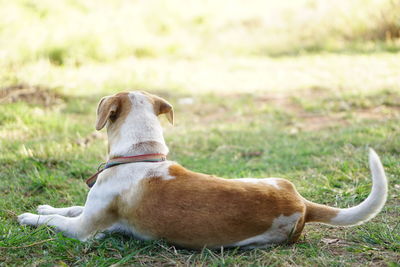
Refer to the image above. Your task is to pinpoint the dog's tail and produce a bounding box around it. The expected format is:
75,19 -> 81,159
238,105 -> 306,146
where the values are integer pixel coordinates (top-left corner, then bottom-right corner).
304,149 -> 388,226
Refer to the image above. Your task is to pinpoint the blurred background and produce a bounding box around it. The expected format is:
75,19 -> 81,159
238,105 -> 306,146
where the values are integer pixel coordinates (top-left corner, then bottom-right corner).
1,0 -> 399,96
1,0 -> 400,163
1,0 -> 400,169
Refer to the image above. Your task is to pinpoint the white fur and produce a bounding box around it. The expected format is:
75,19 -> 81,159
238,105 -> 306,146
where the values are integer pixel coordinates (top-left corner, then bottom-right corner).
108,92 -> 169,159
226,212 -> 302,249
237,178 -> 281,189
329,149 -> 388,226
37,205 -> 84,217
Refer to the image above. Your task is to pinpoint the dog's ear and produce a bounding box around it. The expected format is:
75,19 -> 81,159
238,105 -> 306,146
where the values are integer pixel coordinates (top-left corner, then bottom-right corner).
153,95 -> 174,125
95,96 -> 120,130
142,92 -> 174,125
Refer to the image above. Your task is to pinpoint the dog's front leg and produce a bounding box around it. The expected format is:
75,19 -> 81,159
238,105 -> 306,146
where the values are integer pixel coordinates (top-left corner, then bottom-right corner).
18,206 -> 116,241
37,205 -> 84,217
18,188 -> 118,241
18,213 -> 90,240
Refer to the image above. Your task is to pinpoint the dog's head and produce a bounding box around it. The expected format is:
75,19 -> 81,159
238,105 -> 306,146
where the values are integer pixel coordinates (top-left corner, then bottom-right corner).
95,91 -> 174,131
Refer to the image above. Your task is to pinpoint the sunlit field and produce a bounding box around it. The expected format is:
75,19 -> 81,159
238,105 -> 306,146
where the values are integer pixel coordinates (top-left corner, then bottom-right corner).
1,0 -> 399,266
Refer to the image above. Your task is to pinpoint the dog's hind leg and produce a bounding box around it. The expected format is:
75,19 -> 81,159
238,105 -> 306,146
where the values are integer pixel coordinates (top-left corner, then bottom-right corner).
37,205 -> 84,217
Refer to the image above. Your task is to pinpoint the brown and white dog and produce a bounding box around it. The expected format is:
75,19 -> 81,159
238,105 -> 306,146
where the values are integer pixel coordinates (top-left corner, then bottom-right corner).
18,91 -> 388,249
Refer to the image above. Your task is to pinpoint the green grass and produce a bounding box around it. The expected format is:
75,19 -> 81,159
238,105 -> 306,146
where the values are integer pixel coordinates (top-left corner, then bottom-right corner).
1,0 -> 400,266
1,90 -> 399,266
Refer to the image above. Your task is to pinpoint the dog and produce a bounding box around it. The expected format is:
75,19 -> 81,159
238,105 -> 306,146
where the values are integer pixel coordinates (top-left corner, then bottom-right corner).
18,91 -> 388,249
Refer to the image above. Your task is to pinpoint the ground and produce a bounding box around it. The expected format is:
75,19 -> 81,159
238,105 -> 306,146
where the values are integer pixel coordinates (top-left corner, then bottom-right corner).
0,0 -> 400,266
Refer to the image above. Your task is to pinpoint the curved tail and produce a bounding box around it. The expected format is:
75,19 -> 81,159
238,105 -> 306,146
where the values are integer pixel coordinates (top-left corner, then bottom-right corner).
304,149 -> 388,226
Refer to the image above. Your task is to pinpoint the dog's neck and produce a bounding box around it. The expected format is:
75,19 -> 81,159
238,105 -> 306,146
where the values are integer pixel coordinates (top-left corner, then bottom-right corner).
106,110 -> 169,159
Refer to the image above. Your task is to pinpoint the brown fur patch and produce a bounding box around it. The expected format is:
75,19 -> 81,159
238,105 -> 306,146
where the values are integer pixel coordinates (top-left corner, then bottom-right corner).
104,92 -> 132,155
118,164 -> 306,249
140,91 -> 174,124
96,92 -> 131,131
108,92 -> 131,129
304,201 -> 339,223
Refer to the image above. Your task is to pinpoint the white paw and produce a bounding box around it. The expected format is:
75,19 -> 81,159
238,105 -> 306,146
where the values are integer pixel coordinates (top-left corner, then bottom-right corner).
18,213 -> 40,226
37,205 -> 55,215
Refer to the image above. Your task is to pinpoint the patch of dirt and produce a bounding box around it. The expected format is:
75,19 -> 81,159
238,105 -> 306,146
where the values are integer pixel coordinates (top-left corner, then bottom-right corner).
293,107 -> 399,132
256,93 -> 304,114
0,84 -> 64,107
355,106 -> 400,120
290,113 -> 349,132
240,150 -> 264,158
256,92 -> 400,132
174,90 -> 399,132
